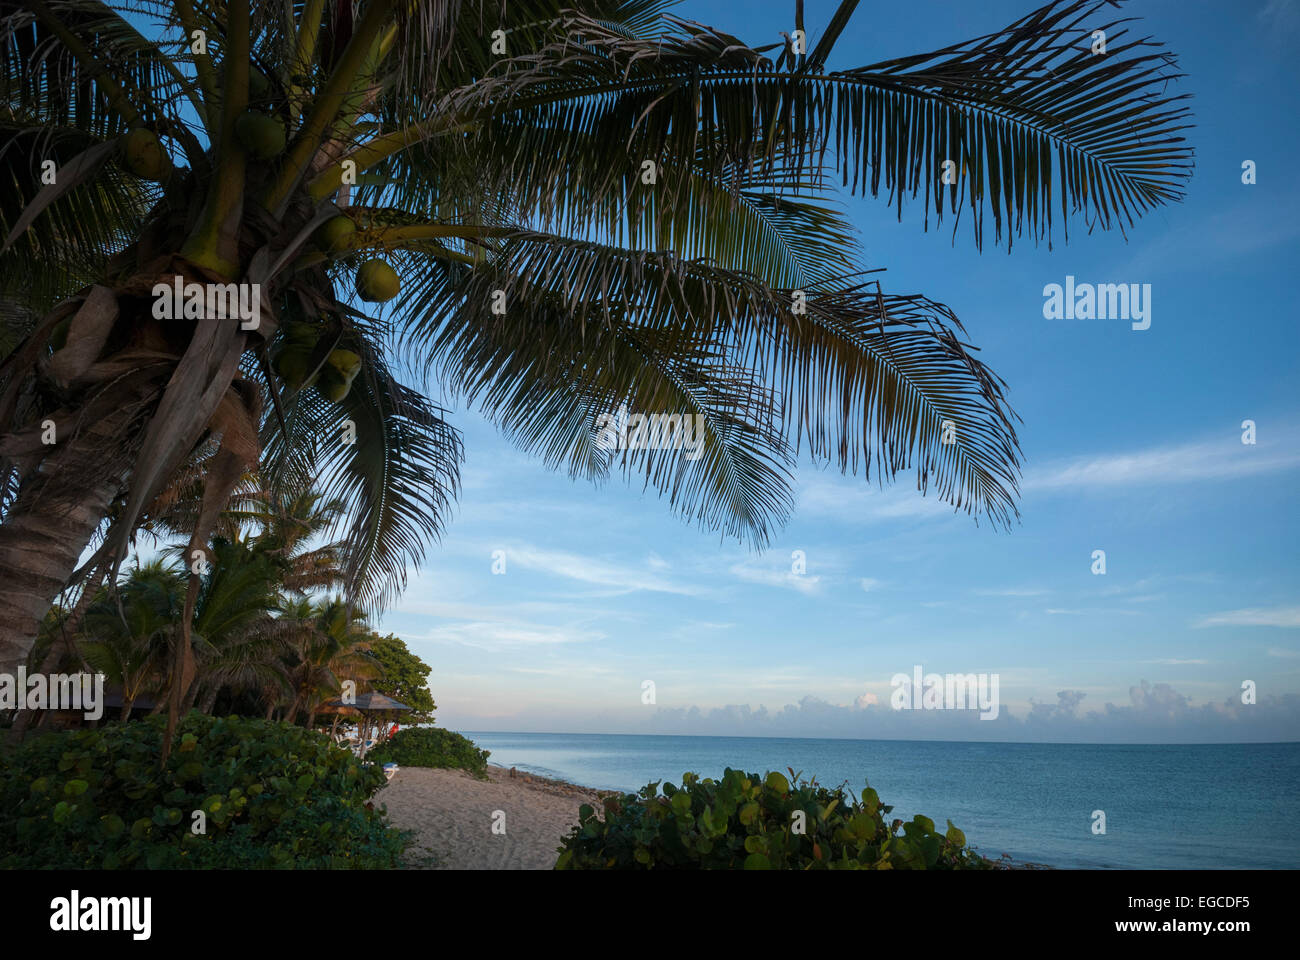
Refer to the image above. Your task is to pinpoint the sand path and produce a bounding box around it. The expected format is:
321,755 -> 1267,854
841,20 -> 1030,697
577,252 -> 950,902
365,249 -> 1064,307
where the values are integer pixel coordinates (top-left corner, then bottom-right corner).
376,764 -> 606,870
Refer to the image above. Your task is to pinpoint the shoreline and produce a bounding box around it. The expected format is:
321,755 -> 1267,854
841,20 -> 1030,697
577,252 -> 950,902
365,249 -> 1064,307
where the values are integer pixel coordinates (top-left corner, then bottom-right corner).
378,763 -> 1054,870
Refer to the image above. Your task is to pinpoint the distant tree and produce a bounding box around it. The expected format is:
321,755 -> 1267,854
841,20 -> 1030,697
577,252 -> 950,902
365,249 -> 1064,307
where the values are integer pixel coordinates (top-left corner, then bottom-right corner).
366,633 -> 436,724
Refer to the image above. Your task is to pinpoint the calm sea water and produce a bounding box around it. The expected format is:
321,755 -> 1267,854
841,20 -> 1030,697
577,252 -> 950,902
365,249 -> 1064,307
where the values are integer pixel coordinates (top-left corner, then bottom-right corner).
460,732 -> 1300,869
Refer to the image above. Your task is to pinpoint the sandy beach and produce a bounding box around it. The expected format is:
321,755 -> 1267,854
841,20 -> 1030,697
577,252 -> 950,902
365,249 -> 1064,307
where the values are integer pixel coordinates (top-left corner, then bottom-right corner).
377,764 -> 608,870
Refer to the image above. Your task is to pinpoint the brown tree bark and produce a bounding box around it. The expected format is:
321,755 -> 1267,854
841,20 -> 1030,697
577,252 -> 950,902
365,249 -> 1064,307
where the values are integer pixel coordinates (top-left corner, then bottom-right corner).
0,463 -> 124,674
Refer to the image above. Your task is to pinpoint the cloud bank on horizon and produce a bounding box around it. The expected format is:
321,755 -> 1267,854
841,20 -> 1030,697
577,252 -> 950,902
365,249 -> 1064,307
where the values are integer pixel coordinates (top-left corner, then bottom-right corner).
446,682 -> 1300,745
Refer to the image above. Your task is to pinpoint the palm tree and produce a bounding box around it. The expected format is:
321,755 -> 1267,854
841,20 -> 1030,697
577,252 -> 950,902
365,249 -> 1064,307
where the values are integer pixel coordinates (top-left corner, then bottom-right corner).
0,0 -> 1192,732
80,559 -> 182,719
277,595 -> 377,728
183,535 -> 291,712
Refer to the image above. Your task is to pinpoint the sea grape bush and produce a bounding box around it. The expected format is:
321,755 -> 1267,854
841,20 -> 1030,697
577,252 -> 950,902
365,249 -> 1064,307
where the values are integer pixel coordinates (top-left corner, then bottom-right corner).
367,727 -> 490,778
554,768 -> 994,870
0,713 -> 405,869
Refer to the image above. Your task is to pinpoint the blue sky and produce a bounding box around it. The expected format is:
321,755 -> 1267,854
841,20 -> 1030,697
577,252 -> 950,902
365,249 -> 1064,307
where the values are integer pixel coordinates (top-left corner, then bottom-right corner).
376,0 -> 1300,743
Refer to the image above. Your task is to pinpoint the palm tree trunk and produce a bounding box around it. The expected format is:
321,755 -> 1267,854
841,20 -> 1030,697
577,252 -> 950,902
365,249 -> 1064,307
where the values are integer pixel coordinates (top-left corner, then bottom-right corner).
120,697 -> 136,722
199,685 -> 220,715
0,466 -> 123,674
6,568 -> 103,745
0,351 -> 170,675
181,678 -> 201,714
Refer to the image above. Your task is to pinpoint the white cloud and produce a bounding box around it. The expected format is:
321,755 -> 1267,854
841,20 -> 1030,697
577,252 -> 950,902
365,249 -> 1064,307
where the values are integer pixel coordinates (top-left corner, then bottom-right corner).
1024,434 -> 1300,492
1194,606 -> 1300,629
729,561 -> 822,595
501,543 -> 701,595
797,473 -> 961,522
1045,607 -> 1141,617
417,620 -> 604,650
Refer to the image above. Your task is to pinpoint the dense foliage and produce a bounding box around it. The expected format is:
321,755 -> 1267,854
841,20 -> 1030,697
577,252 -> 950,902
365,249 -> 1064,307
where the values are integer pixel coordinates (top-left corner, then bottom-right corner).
555,768 -> 993,870
367,727 -> 489,778
365,634 -> 437,723
0,713 -> 405,869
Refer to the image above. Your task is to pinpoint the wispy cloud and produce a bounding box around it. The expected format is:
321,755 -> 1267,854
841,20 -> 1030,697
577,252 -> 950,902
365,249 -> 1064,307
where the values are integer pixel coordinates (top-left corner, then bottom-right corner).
797,473 -> 961,523
795,427 -> 1300,522
1046,607 -> 1142,617
417,620 -> 604,650
1024,433 -> 1300,492
729,560 -> 822,595
1194,606 -> 1300,629
498,543 -> 701,596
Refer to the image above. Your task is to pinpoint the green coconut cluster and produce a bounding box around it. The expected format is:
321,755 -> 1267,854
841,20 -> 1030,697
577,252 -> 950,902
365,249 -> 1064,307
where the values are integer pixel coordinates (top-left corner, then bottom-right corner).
271,323 -> 363,403
311,221 -> 400,308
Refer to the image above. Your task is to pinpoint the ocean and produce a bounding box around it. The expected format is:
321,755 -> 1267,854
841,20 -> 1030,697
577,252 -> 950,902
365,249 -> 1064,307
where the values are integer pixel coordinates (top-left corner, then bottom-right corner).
460,732 -> 1300,869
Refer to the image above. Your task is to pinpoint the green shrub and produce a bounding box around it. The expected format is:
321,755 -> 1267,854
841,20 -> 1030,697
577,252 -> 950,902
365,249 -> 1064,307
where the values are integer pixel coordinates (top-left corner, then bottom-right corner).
555,768 -> 994,870
367,727 -> 489,777
0,713 -> 406,869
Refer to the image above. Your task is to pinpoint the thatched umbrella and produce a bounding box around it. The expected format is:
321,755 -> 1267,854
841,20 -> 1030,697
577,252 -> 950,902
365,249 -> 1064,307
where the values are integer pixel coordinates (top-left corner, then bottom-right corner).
316,692 -> 412,756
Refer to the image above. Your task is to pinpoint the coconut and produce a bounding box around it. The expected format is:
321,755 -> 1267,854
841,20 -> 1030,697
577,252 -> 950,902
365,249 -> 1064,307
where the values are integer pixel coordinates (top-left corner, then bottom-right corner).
356,259 -> 400,303
272,344 -> 316,390
316,366 -> 352,402
317,216 -> 356,255
285,321 -> 319,346
122,128 -> 171,181
234,111 -> 286,159
326,348 -> 362,380
248,65 -> 271,102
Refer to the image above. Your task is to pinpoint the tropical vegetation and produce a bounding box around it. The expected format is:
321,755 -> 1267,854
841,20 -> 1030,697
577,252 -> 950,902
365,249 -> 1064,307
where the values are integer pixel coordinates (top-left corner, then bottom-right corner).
0,0 -> 1192,870
367,726 -> 489,777
0,0 -> 1191,759
555,768 -> 995,870
0,712 -> 405,868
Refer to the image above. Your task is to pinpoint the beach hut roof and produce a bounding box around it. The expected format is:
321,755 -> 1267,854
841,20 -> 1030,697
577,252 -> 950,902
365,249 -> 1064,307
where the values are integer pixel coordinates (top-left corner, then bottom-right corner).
316,692 -> 413,714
